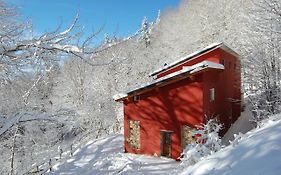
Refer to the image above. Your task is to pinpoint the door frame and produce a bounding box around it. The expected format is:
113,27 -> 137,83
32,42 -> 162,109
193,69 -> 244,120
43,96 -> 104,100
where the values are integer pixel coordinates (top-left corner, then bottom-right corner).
160,130 -> 173,158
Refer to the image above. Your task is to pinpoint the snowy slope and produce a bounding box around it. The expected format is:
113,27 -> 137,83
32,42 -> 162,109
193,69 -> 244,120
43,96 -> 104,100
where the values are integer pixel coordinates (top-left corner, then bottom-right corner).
180,119 -> 281,175
222,106 -> 255,145
48,117 -> 281,175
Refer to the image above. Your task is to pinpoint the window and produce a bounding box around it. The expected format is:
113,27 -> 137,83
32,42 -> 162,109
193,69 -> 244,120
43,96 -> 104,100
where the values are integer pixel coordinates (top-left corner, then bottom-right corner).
133,95 -> 140,101
219,59 -> 225,65
210,88 -> 215,102
128,120 -> 140,149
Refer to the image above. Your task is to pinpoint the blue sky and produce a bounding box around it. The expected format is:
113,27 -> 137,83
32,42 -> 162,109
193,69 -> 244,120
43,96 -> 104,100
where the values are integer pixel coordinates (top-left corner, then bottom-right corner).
7,0 -> 180,44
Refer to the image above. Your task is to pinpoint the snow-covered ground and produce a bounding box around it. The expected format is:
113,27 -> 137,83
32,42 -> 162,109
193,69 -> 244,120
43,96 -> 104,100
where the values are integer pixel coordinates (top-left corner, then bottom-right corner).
48,134 -> 178,175
180,118 -> 281,175
48,114 -> 281,175
222,106 -> 255,145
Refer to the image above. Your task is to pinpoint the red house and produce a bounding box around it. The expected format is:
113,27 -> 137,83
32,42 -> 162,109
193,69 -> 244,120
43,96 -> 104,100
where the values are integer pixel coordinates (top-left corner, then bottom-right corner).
114,43 -> 241,159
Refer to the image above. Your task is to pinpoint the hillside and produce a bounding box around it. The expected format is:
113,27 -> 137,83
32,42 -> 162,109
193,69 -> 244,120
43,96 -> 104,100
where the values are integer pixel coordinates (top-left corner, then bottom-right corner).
180,117 -> 281,175
46,115 -> 281,175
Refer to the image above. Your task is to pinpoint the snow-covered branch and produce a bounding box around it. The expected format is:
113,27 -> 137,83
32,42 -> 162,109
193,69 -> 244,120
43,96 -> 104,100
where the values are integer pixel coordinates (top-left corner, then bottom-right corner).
0,109 -> 76,137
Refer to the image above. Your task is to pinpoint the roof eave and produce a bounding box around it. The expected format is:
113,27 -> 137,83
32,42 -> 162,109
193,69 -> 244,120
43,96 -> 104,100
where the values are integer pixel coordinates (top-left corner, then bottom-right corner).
114,66 -> 223,101
220,44 -> 240,57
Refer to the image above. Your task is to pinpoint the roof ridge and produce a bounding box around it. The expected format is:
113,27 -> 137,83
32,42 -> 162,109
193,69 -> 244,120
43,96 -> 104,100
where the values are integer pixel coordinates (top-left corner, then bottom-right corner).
149,42 -> 223,77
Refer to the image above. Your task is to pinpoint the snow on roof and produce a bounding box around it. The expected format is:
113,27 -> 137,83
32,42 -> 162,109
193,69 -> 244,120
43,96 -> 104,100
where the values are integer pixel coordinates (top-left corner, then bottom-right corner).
113,93 -> 128,101
149,42 -> 223,77
114,60 -> 224,101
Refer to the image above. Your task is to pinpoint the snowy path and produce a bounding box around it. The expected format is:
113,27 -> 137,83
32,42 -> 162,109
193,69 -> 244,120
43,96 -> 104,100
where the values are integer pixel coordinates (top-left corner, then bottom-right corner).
48,134 -> 179,175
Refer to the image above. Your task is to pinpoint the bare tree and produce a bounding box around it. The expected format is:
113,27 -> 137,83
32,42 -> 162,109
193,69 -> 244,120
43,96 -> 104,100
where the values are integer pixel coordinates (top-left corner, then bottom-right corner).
244,0 -> 281,120
0,1 -> 106,173
0,1 -> 106,89
63,58 -> 87,107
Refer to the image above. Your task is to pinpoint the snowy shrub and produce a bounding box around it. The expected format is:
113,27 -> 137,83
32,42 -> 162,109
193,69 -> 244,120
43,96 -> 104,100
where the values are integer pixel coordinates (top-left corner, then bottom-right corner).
181,119 -> 223,166
229,132 -> 244,147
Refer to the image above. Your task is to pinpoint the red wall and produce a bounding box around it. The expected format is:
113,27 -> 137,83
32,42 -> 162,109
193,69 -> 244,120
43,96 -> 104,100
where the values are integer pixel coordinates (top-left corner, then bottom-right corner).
123,47 -> 241,159
203,48 -> 241,135
156,49 -> 220,79
124,75 -> 204,159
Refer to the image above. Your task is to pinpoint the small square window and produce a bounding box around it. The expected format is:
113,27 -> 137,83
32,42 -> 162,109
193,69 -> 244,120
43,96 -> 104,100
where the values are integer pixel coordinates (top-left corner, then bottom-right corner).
133,95 -> 140,101
210,88 -> 215,102
220,59 -> 225,65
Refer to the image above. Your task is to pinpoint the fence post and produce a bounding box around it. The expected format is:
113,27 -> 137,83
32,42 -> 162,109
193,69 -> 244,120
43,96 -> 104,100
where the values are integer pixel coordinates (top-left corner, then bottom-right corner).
70,144 -> 73,157
60,148 -> 63,159
36,165 -> 39,173
49,159 -> 52,172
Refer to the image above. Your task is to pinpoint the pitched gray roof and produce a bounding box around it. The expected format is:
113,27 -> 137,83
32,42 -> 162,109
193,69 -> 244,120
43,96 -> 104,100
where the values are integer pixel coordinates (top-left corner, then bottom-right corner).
113,60 -> 224,101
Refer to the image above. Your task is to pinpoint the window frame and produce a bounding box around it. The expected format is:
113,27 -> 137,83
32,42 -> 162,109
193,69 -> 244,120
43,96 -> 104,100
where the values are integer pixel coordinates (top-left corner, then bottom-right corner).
210,88 -> 215,102
133,95 -> 140,101
219,58 -> 225,66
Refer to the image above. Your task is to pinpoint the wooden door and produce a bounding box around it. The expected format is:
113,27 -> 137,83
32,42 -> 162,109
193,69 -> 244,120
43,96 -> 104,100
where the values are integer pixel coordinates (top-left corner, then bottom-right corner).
160,131 -> 173,158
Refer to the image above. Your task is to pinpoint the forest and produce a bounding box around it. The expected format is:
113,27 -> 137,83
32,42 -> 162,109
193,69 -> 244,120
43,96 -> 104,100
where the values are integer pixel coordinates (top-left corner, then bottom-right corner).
0,0 -> 280,174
